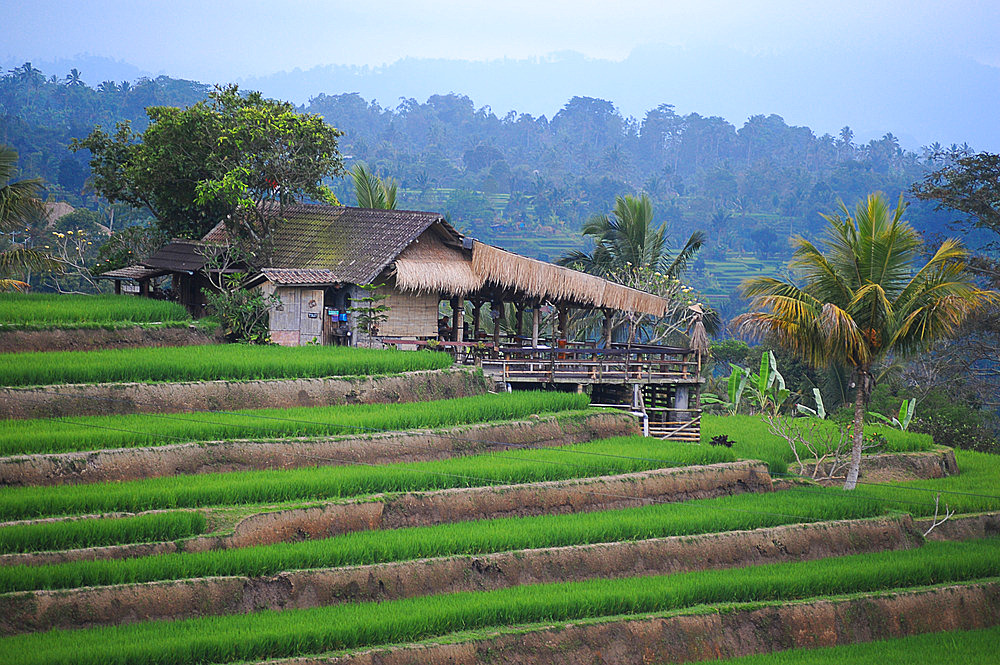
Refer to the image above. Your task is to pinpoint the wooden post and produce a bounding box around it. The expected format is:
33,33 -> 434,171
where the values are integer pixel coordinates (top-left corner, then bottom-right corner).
531,305 -> 540,348
602,309 -> 612,347
492,299 -> 502,349
472,299 -> 482,340
139,279 -> 149,297
114,280 -> 122,295
558,306 -> 568,340
515,305 -> 524,342
451,296 -> 464,343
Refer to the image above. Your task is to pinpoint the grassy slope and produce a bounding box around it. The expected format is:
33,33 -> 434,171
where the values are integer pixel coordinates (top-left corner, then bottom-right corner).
0,344 -> 453,387
2,539 -> 997,665
0,436 -> 735,519
0,392 -> 589,455
0,489 -> 888,592
0,293 -> 191,329
701,413 -> 935,474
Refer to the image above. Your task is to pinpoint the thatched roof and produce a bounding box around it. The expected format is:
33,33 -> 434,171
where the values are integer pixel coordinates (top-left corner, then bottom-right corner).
393,231 -> 483,296
471,242 -> 670,317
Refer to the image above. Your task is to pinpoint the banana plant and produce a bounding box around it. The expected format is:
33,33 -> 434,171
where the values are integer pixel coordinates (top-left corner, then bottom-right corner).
869,397 -> 916,431
796,387 -> 827,419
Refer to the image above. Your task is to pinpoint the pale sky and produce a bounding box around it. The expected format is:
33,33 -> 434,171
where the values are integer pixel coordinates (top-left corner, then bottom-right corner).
5,0 -> 1000,81
5,1 -> 1000,150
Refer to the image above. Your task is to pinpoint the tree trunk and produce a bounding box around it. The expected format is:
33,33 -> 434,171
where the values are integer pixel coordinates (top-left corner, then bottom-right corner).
843,367 -> 868,490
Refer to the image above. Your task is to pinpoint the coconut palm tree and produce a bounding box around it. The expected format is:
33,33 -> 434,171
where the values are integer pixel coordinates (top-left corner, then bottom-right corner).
350,162 -> 397,210
736,192 -> 996,489
559,193 -> 704,279
559,193 -> 709,345
0,146 -> 61,290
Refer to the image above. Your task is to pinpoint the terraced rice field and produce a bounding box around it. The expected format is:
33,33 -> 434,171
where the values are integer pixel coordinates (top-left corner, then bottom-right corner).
0,343 -> 453,387
2,345 -> 998,664
0,293 -> 192,330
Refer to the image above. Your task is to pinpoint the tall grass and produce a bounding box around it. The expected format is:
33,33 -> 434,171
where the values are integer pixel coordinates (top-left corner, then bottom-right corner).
2,538 -> 997,665
0,293 -> 191,329
0,392 -> 590,455
0,344 -> 453,387
699,626 -> 1000,664
0,436 -> 734,520
0,512 -> 205,555
0,488 -> 887,593
855,449 -> 1000,517
701,414 -> 935,474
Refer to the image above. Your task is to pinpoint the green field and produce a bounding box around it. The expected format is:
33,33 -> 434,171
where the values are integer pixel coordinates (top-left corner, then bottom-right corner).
0,435 -> 735,519
702,413 -> 934,474
0,391 -> 590,455
0,344 -> 454,387
0,293 -> 192,329
0,511 -> 206,555
0,488 -> 888,593
2,538 -> 997,665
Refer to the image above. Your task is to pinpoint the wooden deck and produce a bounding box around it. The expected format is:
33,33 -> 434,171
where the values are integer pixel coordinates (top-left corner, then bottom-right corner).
480,345 -> 703,386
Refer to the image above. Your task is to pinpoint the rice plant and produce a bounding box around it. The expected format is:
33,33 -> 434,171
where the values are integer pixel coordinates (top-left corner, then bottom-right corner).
0,511 -> 205,554
701,413 -> 934,475
0,486 -> 888,593
0,293 -> 191,329
0,391 -> 590,456
1,538 -> 997,665
0,435 -> 734,520
0,344 -> 453,387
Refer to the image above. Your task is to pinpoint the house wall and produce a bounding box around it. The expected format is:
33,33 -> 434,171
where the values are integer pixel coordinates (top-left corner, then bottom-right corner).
378,286 -> 438,339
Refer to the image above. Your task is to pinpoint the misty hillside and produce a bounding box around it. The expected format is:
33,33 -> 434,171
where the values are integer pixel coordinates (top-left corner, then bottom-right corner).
0,64 -> 972,316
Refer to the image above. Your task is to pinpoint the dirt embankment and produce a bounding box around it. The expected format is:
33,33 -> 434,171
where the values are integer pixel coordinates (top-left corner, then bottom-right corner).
0,515 -> 920,634
0,412 -> 638,487
0,326 -> 218,353
0,368 -> 489,419
917,510 -> 1000,541
275,582 -> 1000,665
1,461 -> 772,567
793,447 -> 959,482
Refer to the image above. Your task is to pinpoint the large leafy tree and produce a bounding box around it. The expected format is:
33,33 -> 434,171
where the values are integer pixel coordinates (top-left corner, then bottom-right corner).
736,193 -> 995,489
74,85 -> 344,244
0,146 -> 61,291
912,150 -> 1000,244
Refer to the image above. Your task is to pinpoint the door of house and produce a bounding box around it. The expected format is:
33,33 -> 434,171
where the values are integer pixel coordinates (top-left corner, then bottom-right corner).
299,289 -> 324,345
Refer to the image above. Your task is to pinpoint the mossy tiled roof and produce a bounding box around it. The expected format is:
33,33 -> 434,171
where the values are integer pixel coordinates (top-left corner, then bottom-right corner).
202,204 -> 457,284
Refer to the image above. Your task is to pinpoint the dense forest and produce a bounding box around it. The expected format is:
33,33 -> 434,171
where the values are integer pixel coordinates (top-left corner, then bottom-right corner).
0,62 -> 974,316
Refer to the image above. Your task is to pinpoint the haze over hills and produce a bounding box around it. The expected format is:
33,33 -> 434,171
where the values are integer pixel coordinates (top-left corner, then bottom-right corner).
6,39 -> 999,154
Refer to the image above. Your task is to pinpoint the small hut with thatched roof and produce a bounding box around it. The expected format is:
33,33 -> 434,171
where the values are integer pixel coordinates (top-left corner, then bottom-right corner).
120,203 -> 704,439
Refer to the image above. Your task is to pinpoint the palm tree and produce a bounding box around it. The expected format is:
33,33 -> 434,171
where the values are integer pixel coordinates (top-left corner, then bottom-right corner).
350,162 -> 397,209
559,193 -> 708,345
64,69 -> 84,87
736,192 -> 995,489
560,193 -> 704,279
0,146 -> 61,290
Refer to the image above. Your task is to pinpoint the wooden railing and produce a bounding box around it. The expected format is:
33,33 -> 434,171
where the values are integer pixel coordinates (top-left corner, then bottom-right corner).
481,345 -> 701,384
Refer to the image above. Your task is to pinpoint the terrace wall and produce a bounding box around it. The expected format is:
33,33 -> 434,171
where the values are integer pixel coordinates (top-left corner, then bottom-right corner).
0,326 -> 218,353
0,368 -> 489,419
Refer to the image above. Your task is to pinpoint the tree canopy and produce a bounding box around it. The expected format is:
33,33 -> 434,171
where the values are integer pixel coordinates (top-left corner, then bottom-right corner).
73,85 -> 344,241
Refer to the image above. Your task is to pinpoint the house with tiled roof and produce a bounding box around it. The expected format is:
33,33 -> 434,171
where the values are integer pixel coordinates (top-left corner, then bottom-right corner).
104,202 -> 706,439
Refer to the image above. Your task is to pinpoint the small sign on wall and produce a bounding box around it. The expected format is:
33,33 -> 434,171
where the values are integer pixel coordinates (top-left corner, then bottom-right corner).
308,312 -> 318,318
